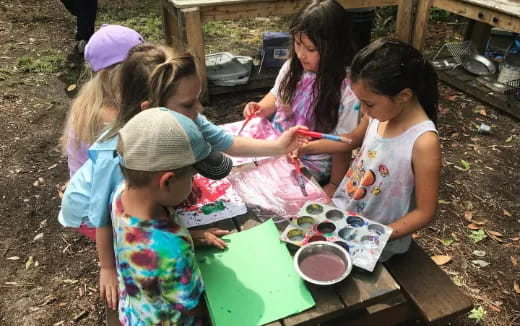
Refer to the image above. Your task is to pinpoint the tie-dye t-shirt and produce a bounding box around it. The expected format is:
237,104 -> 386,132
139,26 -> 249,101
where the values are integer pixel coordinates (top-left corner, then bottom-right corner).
332,119 -> 437,261
111,182 -> 204,326
270,60 -> 360,183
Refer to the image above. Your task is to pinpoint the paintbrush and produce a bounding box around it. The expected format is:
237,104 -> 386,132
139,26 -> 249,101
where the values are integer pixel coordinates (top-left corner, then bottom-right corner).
237,104 -> 260,136
293,159 -> 308,197
295,129 -> 351,143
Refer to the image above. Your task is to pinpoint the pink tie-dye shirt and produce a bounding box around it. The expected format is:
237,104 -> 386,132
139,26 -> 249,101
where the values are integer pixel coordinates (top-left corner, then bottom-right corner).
269,60 -> 361,183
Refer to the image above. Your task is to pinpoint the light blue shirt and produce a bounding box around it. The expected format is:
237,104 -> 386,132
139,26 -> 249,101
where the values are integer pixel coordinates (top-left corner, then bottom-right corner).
58,112 -> 234,228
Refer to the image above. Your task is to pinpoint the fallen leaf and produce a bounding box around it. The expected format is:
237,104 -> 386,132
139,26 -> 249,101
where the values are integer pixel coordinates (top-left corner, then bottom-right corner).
486,230 -> 505,243
464,210 -> 473,222
472,219 -> 487,226
438,199 -> 450,205
25,256 -> 34,269
467,223 -> 482,230
479,108 -> 487,116
514,281 -> 520,294
505,135 -> 513,143
63,279 -> 78,284
66,84 -> 77,92
5,282 -> 18,285
32,180 -> 39,187
472,250 -> 486,257
47,163 -> 58,170
490,305 -> 501,313
431,255 -> 452,265
503,209 -> 511,217
471,260 -> 490,267
511,256 -> 517,266
451,232 -> 459,241
460,159 -> 471,170
33,233 -> 43,241
487,230 -> 503,237
7,256 -> 20,260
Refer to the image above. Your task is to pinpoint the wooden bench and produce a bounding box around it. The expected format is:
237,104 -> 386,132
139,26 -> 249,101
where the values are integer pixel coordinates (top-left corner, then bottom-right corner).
384,240 -> 473,325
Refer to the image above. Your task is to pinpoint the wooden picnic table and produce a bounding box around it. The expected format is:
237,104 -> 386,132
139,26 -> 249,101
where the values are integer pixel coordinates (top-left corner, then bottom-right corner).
395,0 -> 520,50
226,210 -> 416,326
160,0 -> 399,98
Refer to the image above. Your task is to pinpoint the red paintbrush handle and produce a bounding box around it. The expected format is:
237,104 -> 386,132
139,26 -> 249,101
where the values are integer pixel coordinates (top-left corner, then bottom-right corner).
295,129 -> 323,139
294,159 -> 302,175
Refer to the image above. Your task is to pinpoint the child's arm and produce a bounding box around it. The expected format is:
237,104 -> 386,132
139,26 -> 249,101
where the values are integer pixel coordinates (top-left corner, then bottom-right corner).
190,228 -> 230,249
299,115 -> 369,156
96,226 -> 119,311
242,93 -> 277,119
225,125 -> 308,157
388,131 -> 441,239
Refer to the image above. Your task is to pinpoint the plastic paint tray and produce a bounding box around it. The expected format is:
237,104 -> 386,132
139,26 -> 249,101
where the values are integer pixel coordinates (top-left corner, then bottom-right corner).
280,202 -> 393,272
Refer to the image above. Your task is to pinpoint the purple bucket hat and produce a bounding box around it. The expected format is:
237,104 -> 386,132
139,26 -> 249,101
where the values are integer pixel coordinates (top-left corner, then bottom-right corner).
84,24 -> 144,72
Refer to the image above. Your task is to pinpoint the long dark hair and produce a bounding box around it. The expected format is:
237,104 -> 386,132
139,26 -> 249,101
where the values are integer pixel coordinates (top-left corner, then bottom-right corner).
350,38 -> 438,124
279,0 -> 355,133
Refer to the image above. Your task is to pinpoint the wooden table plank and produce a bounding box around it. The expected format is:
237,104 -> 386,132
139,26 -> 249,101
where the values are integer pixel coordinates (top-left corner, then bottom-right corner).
168,0 -> 397,11
460,0 -> 520,18
385,241 -> 473,324
335,263 -> 401,312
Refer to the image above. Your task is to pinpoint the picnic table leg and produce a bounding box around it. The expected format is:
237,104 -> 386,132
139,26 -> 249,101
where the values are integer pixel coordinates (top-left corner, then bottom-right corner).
181,7 -> 209,103
411,0 -> 433,51
161,0 -> 182,47
395,0 -> 415,44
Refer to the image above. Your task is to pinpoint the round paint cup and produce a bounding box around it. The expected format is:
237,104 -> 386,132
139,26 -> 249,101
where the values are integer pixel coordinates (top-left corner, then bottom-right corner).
294,241 -> 352,286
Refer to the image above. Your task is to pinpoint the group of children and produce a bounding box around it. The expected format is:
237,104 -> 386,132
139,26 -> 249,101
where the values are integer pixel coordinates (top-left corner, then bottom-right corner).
58,0 -> 441,324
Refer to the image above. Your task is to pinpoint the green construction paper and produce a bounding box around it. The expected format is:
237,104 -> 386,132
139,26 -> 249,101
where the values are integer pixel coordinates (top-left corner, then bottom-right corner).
195,219 -> 315,326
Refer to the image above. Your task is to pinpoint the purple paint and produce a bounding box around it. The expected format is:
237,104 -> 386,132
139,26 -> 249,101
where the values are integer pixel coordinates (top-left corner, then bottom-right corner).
299,253 -> 346,282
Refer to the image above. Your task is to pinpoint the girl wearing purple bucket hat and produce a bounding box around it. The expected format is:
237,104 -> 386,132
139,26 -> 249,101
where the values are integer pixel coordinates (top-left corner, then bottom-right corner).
60,25 -> 143,240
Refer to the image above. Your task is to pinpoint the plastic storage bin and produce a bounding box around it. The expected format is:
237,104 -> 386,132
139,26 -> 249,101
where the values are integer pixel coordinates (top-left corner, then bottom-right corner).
261,32 -> 290,69
205,52 -> 253,86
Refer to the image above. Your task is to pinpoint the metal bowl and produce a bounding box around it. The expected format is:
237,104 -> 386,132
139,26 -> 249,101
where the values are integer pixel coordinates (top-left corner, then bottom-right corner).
461,54 -> 496,76
294,241 -> 352,286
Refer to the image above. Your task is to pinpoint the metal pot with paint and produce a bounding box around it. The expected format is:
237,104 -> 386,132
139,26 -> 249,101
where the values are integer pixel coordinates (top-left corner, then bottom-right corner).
294,241 -> 352,286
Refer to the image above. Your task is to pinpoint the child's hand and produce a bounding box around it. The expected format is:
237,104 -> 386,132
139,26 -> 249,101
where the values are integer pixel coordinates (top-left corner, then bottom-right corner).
190,228 -> 230,249
100,266 -> 119,311
322,183 -> 338,198
277,125 -> 309,154
243,102 -> 261,118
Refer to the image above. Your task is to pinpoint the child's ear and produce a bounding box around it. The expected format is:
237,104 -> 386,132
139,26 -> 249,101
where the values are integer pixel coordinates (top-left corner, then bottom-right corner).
396,88 -> 414,104
140,101 -> 151,111
158,171 -> 175,189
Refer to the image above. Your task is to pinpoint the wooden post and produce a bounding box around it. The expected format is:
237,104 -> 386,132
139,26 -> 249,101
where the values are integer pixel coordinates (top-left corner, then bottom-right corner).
182,7 -> 209,103
161,0 -> 182,47
411,0 -> 433,50
395,0 -> 415,43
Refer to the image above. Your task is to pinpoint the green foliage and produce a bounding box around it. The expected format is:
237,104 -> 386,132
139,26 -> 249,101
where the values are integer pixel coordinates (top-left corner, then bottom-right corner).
460,159 -> 471,170
468,306 -> 486,322
16,53 -> 65,73
430,7 -> 450,21
441,238 -> 454,246
468,229 -> 487,243
96,6 -> 163,41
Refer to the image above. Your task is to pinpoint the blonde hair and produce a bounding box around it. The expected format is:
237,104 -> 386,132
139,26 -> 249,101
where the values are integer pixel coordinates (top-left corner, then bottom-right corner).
61,65 -> 121,153
101,43 -> 201,142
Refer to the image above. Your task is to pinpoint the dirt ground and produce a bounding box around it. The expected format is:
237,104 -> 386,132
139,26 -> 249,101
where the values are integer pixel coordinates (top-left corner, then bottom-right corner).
0,0 -> 519,325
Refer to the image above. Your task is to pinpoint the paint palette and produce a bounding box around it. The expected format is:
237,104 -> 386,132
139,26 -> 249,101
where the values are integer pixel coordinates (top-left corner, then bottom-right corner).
280,202 -> 392,272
